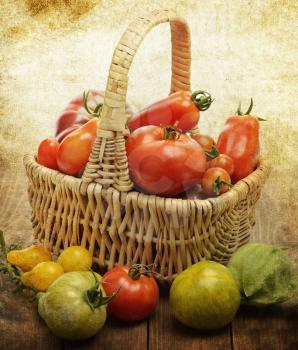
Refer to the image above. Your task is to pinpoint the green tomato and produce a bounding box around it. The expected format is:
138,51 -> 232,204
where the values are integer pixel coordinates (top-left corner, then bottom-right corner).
38,271 -> 110,340
169,261 -> 240,330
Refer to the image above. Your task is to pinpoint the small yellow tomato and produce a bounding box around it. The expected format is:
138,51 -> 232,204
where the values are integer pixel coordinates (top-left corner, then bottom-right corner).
7,245 -> 52,272
21,261 -> 64,291
57,246 -> 92,272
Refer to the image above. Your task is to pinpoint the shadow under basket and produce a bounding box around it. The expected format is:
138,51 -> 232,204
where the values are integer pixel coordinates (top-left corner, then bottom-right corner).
24,155 -> 270,283
23,9 -> 271,283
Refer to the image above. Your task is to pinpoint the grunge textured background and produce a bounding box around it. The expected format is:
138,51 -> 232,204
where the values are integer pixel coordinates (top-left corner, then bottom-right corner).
0,0 -> 297,244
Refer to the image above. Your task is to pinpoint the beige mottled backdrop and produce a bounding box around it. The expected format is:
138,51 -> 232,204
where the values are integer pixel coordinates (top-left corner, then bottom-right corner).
0,1 -> 297,243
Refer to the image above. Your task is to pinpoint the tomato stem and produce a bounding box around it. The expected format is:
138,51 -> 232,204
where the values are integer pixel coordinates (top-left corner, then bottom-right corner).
205,145 -> 220,159
191,90 -> 213,111
83,90 -> 103,117
213,176 -> 233,195
163,125 -> 182,140
128,263 -> 157,280
85,270 -> 119,311
236,98 -> 254,116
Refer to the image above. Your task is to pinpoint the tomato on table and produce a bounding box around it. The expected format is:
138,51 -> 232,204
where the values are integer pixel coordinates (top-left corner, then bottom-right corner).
102,264 -> 159,321
126,125 -> 206,197
201,167 -> 232,197
37,138 -> 60,170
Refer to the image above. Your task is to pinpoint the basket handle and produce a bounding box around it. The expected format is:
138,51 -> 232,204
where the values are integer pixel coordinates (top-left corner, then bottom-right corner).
81,9 -> 191,192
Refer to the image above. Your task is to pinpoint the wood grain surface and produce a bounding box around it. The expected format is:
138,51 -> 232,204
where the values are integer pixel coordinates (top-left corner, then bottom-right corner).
0,168 -> 297,350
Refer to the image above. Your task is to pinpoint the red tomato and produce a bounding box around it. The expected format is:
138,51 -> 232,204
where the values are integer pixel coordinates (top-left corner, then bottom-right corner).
217,99 -> 260,183
55,90 -> 103,141
102,265 -> 159,321
201,167 -> 232,197
127,90 -> 213,133
208,154 -> 234,176
57,118 -> 98,176
37,139 -> 59,170
191,133 -> 215,153
56,124 -> 82,143
126,125 -> 206,197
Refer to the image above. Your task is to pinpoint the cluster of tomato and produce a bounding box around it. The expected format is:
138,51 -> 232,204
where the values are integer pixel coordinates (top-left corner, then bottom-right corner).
6,244 -> 159,324
126,91 -> 261,198
38,89 -> 261,198
37,91 -> 102,176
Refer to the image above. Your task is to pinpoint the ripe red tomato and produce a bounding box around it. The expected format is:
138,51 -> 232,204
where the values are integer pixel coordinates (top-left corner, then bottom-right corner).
201,167 -> 232,197
208,154 -> 234,176
127,90 -> 213,133
37,139 -> 59,170
217,99 -> 260,183
57,118 -> 98,176
126,125 -> 206,197
191,133 -> 215,153
102,264 -> 159,321
55,90 -> 103,141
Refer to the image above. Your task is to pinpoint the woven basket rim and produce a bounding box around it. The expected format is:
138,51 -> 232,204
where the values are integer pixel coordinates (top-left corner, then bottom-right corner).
23,154 -> 270,208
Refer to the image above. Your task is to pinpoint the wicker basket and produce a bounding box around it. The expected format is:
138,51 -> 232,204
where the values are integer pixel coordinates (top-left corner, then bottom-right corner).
24,9 -> 270,283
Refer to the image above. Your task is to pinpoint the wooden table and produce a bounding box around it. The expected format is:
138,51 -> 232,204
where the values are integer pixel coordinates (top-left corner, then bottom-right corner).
0,168 -> 297,350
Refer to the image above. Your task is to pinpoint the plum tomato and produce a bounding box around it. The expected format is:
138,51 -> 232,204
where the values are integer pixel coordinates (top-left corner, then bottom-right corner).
57,118 -> 98,176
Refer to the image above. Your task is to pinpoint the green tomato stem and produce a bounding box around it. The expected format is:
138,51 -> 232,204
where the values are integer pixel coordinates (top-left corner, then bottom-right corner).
205,145 -> 220,159
85,270 -> 119,312
191,90 -> 213,111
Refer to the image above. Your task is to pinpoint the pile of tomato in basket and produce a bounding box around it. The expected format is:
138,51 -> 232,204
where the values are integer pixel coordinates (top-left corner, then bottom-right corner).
37,89 -> 262,198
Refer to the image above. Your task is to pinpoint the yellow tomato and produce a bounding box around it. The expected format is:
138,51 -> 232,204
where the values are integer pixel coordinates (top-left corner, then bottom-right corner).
21,261 -> 64,291
57,246 -> 92,272
7,245 -> 52,272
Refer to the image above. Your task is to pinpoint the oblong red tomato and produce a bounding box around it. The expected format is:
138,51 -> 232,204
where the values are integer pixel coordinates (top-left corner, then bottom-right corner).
55,90 -> 103,137
57,118 -> 98,176
127,90 -> 212,133
126,125 -> 206,197
217,99 -> 260,183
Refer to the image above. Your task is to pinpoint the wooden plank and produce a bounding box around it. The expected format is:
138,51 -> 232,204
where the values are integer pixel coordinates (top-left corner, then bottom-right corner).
0,276 -> 63,350
63,317 -> 148,350
232,303 -> 298,350
149,291 -> 232,350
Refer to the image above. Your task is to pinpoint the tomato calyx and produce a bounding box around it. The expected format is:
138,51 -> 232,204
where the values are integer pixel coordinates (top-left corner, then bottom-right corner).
83,90 -> 103,117
191,90 -> 213,111
163,124 -> 182,140
128,263 -> 156,280
236,98 -> 266,121
205,145 -> 220,159
213,176 -> 233,196
85,270 -> 119,311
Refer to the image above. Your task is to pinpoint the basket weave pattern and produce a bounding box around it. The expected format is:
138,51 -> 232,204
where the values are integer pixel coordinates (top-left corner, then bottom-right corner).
24,10 -> 270,282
